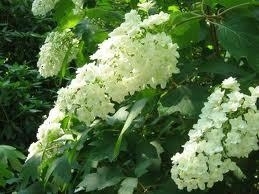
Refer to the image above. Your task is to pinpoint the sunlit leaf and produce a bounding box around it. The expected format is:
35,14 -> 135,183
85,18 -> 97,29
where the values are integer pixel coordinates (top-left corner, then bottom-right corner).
114,98 -> 148,158
118,177 -> 138,194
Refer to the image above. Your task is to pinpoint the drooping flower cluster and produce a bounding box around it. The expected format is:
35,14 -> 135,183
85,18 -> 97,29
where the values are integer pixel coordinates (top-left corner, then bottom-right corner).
32,0 -> 84,16
27,106 -> 65,159
32,0 -> 59,16
171,77 -> 259,191
28,10 -> 179,158
55,10 -> 179,123
37,29 -> 80,78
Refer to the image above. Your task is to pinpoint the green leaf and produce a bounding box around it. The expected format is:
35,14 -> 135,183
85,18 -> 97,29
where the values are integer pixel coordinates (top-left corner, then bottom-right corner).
85,8 -> 123,24
118,177 -> 138,194
217,16 -> 259,71
0,145 -> 25,172
198,59 -> 249,76
150,179 -> 205,194
170,13 -> 202,47
106,106 -> 129,125
44,156 -> 71,186
83,133 -> 118,172
134,140 -> 161,177
20,154 -> 41,187
54,0 -> 84,29
77,167 -> 123,192
150,141 -> 164,157
0,162 -> 13,187
114,98 -> 148,158
134,159 -> 152,177
158,86 -> 208,117
17,182 -> 45,194
205,0 -> 256,8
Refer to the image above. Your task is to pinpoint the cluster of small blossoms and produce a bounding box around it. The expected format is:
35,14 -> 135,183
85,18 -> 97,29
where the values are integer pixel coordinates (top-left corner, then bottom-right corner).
32,0 -> 84,16
171,77 -> 259,191
137,0 -> 156,12
32,0 -> 59,16
28,10 -> 179,158
37,29 -> 80,78
72,0 -> 84,14
27,106 -> 65,159
56,10 -> 179,123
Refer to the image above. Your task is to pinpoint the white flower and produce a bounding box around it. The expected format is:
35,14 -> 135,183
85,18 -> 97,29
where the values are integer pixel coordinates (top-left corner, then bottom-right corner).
249,86 -> 259,97
32,0 -> 60,16
28,9 -> 179,162
32,0 -> 84,16
242,95 -> 257,110
141,12 -> 170,29
37,29 -> 80,77
72,0 -> 84,14
27,142 -> 41,159
207,88 -> 225,105
137,0 -> 156,12
27,106 -> 66,160
171,77 -> 259,191
221,77 -> 240,90
109,10 -> 142,37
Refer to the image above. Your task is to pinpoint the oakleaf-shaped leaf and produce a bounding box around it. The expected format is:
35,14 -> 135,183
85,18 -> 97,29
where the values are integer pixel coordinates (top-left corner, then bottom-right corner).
0,145 -> 25,172
77,167 -> 123,192
0,162 -> 13,187
217,16 -> 259,71
20,154 -> 42,187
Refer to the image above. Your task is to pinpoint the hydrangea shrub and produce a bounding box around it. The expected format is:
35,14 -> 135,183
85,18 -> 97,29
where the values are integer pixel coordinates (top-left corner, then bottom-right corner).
17,0 -> 259,193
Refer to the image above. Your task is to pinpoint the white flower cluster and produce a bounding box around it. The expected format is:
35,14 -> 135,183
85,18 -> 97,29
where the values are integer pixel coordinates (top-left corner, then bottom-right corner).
137,0 -> 156,12
32,0 -> 84,16
171,77 -> 259,191
32,0 -> 59,16
37,29 -> 80,78
28,10 -> 179,158
72,0 -> 84,14
27,106 -> 65,159
56,10 -> 179,123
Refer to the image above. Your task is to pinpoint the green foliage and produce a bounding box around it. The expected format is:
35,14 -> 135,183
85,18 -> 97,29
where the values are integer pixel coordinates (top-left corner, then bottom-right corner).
0,0 -> 55,64
205,0 -> 257,8
77,166 -> 123,192
217,14 -> 259,71
54,0 -> 84,30
1,0 -> 259,193
0,63 -> 59,149
118,177 -> 138,194
158,86 -> 209,117
114,98 -> 148,158
0,145 -> 25,192
17,0 -> 259,193
170,12 -> 202,47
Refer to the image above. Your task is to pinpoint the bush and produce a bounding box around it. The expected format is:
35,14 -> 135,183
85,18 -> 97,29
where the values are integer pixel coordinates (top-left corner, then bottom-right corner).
0,61 -> 59,149
2,0 -> 259,193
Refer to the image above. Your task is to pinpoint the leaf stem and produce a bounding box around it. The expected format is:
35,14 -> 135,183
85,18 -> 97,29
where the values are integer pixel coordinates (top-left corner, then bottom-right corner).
218,2 -> 259,16
172,15 -> 205,30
